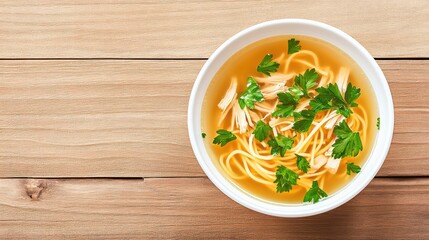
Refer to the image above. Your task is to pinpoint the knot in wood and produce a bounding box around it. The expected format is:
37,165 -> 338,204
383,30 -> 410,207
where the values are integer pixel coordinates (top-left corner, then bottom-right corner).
25,179 -> 47,200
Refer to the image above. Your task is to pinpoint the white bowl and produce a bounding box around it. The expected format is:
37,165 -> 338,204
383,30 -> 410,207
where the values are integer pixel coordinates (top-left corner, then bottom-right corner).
187,19 -> 394,217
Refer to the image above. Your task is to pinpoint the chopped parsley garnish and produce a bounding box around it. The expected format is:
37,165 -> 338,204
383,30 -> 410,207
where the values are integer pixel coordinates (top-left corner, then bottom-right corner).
272,92 -> 298,118
304,181 -> 328,203
238,77 -> 264,109
274,165 -> 299,193
273,105 -> 295,118
257,54 -> 280,76
344,82 -> 361,107
346,162 -> 361,175
213,130 -> 236,147
253,120 -> 272,142
310,83 -> 360,118
332,120 -> 363,158
377,117 -> 380,130
293,110 -> 316,133
272,69 -> 318,118
268,134 -> 294,157
296,154 -> 310,173
202,133 -> 206,139
288,38 -> 301,54
290,68 -> 319,98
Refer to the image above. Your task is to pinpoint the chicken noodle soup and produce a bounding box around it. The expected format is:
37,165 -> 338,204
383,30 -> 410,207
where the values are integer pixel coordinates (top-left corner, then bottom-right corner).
202,36 -> 377,204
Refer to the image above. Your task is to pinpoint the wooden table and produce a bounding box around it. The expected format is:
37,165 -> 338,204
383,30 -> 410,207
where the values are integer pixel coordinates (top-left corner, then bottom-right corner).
0,1 -> 428,239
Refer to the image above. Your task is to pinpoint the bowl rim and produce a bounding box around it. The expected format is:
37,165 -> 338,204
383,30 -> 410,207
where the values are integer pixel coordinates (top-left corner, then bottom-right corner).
187,19 -> 394,217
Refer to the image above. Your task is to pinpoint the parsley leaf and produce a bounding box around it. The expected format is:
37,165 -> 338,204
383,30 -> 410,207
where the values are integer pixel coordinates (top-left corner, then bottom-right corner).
238,77 -> 264,109
272,69 -> 318,118
292,68 -> 319,98
288,38 -> 301,54
213,129 -> 236,147
289,84 -> 305,99
344,83 -> 361,107
257,54 -> 280,76
304,180 -> 328,203
268,134 -> 294,157
346,162 -> 361,175
272,92 -> 298,118
377,117 -> 380,130
277,91 -> 298,105
293,110 -> 316,133
310,83 -> 360,118
296,154 -> 310,173
202,133 -> 206,139
253,120 -> 272,142
274,165 -> 299,193
332,120 -> 363,158
272,105 -> 295,118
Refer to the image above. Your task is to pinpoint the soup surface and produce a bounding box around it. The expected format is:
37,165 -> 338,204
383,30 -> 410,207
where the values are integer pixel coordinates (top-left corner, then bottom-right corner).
202,36 -> 377,203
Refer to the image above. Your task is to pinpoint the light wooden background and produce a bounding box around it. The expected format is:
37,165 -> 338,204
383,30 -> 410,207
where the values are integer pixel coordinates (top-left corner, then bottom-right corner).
0,1 -> 428,239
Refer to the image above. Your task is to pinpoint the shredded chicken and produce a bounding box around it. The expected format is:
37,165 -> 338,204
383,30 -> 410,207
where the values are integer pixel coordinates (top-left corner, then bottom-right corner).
254,73 -> 293,100
217,94 -> 237,127
254,73 -> 292,84
260,83 -> 286,99
336,67 -> 350,94
218,77 -> 238,111
325,115 -> 345,129
322,143 -> 341,174
325,157 -> 341,174
243,107 -> 254,128
248,110 -> 260,123
317,68 -> 330,87
325,145 -> 334,157
233,102 -> 248,133
311,155 -> 328,171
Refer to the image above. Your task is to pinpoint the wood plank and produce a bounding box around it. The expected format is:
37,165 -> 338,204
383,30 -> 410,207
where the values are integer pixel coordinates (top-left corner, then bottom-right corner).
0,0 -> 428,58
0,60 -> 427,177
0,178 -> 427,239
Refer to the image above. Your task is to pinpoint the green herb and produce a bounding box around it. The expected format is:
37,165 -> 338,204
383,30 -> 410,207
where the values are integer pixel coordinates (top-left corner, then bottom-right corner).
293,110 -> 316,133
238,77 -> 264,109
278,91 -> 299,105
272,105 -> 295,118
291,68 -> 319,98
344,82 -> 361,107
253,120 -> 272,142
274,165 -> 300,193
272,92 -> 298,118
202,133 -> 206,139
303,181 -> 328,203
296,154 -> 310,173
346,162 -> 361,175
213,129 -> 236,147
268,134 -> 294,157
257,54 -> 280,76
310,83 -> 360,118
377,117 -> 380,130
332,120 -> 363,158
289,85 -> 305,99
288,38 -> 301,54
272,69 -> 318,117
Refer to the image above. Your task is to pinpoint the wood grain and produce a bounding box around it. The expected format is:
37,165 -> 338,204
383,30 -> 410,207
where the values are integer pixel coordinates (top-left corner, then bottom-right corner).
0,177 -> 427,239
0,60 -> 427,177
1,1 -> 427,238
0,0 -> 428,58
